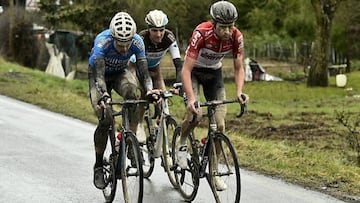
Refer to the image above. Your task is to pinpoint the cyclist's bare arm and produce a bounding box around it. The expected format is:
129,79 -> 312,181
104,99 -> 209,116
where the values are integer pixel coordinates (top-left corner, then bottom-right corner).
181,56 -> 198,114
233,52 -> 248,104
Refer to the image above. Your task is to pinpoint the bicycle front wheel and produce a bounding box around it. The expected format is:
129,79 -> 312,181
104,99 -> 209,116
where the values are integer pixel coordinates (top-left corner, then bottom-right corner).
172,127 -> 200,201
121,132 -> 144,203
102,140 -> 117,203
208,133 -> 241,203
161,115 -> 178,188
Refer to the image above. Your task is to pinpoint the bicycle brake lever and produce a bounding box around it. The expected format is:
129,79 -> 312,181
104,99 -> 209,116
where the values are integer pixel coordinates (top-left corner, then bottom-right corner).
236,94 -> 247,118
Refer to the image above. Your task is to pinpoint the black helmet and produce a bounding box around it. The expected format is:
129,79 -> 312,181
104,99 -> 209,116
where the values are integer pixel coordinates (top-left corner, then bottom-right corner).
210,1 -> 238,24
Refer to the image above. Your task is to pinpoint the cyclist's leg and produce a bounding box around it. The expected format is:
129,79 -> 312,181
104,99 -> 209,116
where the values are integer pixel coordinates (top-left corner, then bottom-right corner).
180,74 -> 201,144
214,87 -> 227,133
136,66 -> 165,144
201,68 -> 226,133
202,68 -> 230,191
113,69 -> 139,133
89,70 -> 114,189
178,74 -> 200,169
149,66 -> 166,90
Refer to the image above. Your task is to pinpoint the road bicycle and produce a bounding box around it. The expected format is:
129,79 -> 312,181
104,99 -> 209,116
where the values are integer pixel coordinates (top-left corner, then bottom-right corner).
171,84 -> 246,203
101,99 -> 148,203
140,90 -> 178,188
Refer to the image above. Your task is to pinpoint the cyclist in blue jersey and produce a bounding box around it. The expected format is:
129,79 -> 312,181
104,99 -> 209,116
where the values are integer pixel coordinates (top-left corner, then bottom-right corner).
129,9 -> 183,143
88,12 -> 155,189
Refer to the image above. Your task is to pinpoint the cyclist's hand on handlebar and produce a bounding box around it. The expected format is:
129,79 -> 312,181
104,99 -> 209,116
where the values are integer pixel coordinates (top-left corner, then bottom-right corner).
146,89 -> 162,103
236,93 -> 248,118
169,88 -> 180,96
186,100 -> 200,115
186,100 -> 202,122
238,93 -> 249,104
97,92 -> 111,109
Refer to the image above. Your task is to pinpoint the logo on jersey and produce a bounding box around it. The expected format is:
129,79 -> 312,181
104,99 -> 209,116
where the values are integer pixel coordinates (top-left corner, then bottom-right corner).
97,38 -> 111,49
200,52 -> 224,61
105,58 -> 128,72
147,51 -> 165,59
133,39 -> 145,50
191,32 -> 202,48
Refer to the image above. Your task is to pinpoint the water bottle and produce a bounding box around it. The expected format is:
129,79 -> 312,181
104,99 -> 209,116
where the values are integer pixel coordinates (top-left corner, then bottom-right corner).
201,137 -> 207,146
115,131 -> 123,179
115,131 -> 123,152
198,137 -> 207,154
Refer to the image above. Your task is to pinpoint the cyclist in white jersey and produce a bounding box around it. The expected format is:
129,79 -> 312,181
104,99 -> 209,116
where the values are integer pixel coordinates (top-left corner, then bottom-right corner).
129,10 -> 183,143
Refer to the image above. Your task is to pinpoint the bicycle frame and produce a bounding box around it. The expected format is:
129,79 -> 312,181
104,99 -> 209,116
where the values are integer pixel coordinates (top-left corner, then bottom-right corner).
196,100 -> 238,178
148,91 -> 173,158
101,100 -> 147,202
172,82 -> 245,203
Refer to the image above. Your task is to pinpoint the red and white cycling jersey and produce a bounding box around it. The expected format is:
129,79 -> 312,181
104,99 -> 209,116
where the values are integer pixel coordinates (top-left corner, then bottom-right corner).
185,21 -> 244,70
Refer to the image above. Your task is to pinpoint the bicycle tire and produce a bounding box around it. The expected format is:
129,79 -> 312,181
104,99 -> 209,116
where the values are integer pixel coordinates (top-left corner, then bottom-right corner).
161,115 -> 178,188
208,132 -> 241,203
102,140 -> 117,203
172,126 -> 200,201
141,115 -> 155,178
121,132 -> 144,203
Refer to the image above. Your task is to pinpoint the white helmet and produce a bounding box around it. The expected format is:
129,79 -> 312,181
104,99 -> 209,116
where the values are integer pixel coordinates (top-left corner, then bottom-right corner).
110,12 -> 137,42
145,10 -> 168,28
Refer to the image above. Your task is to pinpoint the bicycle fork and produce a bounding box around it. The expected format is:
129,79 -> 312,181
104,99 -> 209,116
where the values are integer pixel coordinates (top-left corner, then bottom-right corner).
153,115 -> 164,158
115,134 -> 124,179
152,100 -> 170,158
199,137 -> 210,178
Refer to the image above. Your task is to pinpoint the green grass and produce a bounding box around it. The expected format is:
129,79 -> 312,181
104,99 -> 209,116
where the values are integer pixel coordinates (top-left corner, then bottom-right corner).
1,57 -> 360,202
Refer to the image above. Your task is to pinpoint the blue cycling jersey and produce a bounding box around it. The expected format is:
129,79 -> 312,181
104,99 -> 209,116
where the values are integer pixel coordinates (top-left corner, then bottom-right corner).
89,29 -> 146,75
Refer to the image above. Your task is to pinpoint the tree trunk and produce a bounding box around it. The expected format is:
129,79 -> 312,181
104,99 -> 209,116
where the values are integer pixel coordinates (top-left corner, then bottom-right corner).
307,0 -> 339,87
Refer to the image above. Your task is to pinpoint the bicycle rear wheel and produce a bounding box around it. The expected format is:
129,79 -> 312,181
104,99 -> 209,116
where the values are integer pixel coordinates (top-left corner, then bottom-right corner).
121,132 -> 144,203
172,127 -> 200,201
141,115 -> 155,178
161,115 -> 178,188
208,133 -> 241,203
102,139 -> 117,203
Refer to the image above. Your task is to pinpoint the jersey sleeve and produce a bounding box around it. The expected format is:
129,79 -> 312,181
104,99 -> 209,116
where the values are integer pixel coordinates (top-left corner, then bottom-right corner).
132,34 -> 146,59
89,37 -> 111,68
165,31 -> 181,59
185,30 -> 204,60
233,29 -> 244,58
169,41 -> 181,59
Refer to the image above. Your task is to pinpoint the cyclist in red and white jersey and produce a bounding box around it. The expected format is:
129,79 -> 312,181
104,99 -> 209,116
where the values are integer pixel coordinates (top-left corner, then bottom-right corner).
177,1 -> 249,190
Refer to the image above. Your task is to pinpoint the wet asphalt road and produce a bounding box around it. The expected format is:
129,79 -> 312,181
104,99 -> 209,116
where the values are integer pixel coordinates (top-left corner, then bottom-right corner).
0,95 -> 346,203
